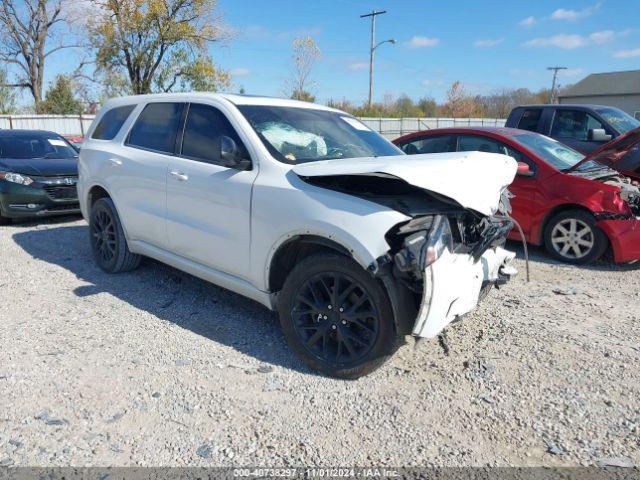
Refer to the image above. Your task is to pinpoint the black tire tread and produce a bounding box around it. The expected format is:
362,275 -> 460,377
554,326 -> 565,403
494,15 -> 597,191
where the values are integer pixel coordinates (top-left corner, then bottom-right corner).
277,252 -> 400,379
90,197 -> 141,273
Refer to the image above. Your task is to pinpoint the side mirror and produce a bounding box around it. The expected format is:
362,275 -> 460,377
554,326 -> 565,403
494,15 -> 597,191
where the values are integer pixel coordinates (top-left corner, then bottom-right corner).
219,136 -> 251,170
516,161 -> 534,177
588,128 -> 612,142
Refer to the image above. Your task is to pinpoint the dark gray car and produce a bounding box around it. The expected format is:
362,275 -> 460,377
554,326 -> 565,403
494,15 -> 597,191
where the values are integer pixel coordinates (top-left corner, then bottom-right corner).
506,104 -> 640,154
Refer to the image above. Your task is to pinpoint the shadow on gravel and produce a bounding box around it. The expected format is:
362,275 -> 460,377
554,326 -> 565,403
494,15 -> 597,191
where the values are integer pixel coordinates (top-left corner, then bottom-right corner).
505,240 -> 640,272
4,213 -> 83,228
12,223 -> 316,376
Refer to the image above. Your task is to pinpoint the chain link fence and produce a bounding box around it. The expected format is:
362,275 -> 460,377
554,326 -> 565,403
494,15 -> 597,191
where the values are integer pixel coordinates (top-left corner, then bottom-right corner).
0,114 -> 507,140
358,117 -> 507,140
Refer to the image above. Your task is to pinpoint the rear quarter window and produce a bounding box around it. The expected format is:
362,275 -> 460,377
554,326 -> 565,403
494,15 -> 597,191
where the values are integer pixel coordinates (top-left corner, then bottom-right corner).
399,135 -> 456,154
517,109 -> 542,132
126,103 -> 185,154
91,105 -> 136,140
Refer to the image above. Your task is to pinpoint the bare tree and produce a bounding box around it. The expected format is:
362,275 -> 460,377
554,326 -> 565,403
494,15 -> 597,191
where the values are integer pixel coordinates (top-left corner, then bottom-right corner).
442,81 -> 480,117
0,0 -> 74,110
287,36 -> 320,102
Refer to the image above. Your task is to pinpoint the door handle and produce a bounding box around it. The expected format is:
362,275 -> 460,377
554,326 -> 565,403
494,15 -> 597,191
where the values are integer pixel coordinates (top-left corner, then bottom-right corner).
109,158 -> 122,166
169,170 -> 188,182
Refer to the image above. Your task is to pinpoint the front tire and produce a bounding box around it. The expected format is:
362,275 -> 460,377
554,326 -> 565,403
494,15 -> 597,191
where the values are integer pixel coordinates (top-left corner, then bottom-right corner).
543,209 -> 608,264
89,197 -> 141,273
277,253 -> 399,379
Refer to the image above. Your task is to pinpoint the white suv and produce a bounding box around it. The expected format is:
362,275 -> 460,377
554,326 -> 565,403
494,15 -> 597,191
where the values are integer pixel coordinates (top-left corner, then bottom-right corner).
79,93 -> 518,378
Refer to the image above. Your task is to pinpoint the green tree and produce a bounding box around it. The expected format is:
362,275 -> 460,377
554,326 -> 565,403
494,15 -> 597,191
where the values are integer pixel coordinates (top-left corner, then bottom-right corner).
41,75 -> 82,114
88,0 -> 229,95
0,69 -> 17,114
417,96 -> 438,117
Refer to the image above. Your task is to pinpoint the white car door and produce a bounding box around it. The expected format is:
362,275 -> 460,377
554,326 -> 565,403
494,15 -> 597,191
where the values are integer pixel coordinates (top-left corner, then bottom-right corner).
165,103 -> 258,279
116,102 -> 186,248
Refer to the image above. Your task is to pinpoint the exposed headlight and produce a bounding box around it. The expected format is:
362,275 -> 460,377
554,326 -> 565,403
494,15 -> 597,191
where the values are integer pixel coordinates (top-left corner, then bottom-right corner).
424,215 -> 453,267
0,172 -> 34,186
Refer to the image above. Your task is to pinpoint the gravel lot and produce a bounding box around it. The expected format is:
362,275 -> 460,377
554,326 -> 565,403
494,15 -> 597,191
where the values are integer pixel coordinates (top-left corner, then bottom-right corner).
0,216 -> 638,468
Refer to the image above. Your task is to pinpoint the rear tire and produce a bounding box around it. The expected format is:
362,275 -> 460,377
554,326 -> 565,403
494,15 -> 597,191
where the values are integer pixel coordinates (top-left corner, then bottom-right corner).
543,209 -> 607,265
0,215 -> 11,225
277,253 -> 399,379
89,197 -> 141,273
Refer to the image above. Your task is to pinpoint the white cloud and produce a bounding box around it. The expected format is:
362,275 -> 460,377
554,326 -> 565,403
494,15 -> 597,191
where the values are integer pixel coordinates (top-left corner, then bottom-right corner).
405,36 -> 440,48
589,30 -> 615,44
474,38 -> 504,48
559,68 -> 585,77
241,25 -> 271,40
525,34 -> 588,49
525,30 -> 627,50
551,3 -> 601,21
276,26 -> 322,41
614,48 -> 640,58
518,16 -> 536,28
347,61 -> 369,71
230,68 -> 250,77
509,68 -> 536,77
421,79 -> 445,88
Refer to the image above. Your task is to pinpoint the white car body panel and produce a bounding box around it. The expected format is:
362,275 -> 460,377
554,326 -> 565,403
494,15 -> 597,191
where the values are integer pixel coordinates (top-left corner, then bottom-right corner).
413,247 -> 516,338
79,92 -> 517,341
292,152 -> 517,217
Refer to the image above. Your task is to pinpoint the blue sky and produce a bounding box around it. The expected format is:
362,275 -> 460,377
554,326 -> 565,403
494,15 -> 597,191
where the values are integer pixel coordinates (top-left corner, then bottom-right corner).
22,0 -> 640,106
210,0 -> 639,104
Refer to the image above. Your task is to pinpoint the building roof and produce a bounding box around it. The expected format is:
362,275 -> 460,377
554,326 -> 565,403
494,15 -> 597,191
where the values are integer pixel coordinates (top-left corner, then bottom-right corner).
559,70 -> 640,98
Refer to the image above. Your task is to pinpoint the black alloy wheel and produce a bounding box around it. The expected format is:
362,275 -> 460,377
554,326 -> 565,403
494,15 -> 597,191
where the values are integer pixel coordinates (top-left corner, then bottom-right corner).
91,208 -> 117,264
89,197 -> 141,273
292,272 -> 380,364
278,253 -> 398,379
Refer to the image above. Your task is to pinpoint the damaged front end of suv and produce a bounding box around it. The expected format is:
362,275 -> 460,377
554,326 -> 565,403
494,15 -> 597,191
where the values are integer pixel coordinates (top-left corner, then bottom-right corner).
293,151 -> 519,340
379,199 -> 516,338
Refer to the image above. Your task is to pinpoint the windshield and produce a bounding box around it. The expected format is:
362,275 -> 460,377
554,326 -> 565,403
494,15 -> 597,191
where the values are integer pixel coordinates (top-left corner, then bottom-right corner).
596,107 -> 640,134
237,105 -> 402,163
0,134 -> 78,160
514,133 -> 588,171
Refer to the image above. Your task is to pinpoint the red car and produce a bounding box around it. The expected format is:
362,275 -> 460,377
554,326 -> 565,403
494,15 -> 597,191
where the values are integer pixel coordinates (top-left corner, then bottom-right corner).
394,127 -> 640,264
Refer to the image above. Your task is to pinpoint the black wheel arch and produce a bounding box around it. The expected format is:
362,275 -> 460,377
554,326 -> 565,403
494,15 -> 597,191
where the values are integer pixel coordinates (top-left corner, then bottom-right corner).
268,235 -> 416,337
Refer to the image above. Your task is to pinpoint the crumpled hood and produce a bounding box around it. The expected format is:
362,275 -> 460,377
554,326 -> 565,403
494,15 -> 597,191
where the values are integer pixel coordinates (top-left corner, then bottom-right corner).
0,157 -> 78,177
292,152 -> 517,216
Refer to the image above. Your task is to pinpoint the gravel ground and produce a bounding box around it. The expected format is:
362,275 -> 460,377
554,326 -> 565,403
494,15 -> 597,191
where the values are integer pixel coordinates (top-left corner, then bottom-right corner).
0,216 -> 638,468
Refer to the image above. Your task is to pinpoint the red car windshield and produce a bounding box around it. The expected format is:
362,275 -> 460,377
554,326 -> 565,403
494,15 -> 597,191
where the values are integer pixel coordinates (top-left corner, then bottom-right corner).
513,133 -> 587,171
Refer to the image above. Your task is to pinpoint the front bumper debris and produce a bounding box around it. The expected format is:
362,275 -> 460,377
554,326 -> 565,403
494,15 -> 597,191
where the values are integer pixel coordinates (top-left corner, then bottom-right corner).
412,246 -> 516,338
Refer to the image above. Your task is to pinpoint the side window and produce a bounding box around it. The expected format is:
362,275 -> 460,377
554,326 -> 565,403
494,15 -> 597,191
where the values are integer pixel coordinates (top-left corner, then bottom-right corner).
458,135 -> 537,174
517,109 -> 542,132
458,135 -> 506,154
126,102 -> 185,154
180,103 -> 248,164
551,110 -> 604,141
399,135 -> 456,155
91,105 -> 135,140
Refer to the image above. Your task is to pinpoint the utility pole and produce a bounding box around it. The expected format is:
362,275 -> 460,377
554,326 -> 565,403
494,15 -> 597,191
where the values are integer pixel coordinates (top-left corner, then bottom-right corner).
547,66 -> 567,104
361,10 -> 387,107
